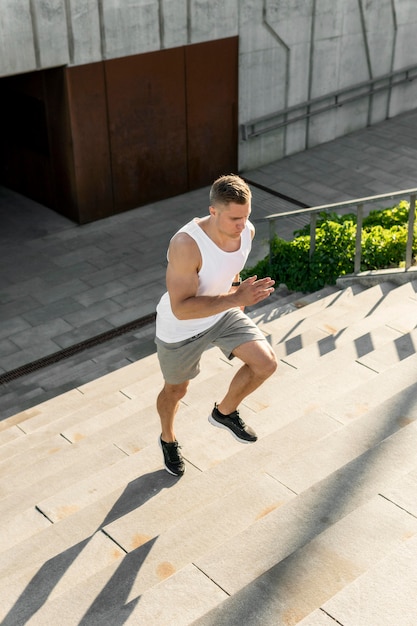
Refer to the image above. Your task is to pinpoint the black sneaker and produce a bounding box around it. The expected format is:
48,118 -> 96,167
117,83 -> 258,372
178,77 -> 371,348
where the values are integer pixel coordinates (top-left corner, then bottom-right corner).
209,403 -> 257,443
159,436 -> 185,476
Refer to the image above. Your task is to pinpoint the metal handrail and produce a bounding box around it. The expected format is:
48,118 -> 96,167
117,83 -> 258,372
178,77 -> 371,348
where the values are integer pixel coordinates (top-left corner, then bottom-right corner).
254,188 -> 417,274
241,64 -> 417,140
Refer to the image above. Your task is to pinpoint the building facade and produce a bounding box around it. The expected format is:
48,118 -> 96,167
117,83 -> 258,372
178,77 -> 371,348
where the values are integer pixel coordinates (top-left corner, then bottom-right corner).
1,0 -> 416,222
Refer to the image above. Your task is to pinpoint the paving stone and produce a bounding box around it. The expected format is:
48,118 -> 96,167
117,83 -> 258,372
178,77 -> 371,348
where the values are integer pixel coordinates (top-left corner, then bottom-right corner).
101,473 -> 293,596
0,337 -> 21,360
274,610 -> 336,626
59,396 -> 147,444
0,385 -> 48,417
35,444 -> 199,524
0,276 -> 45,304
247,359 -> 377,419
60,299 -> 122,328
33,391 -> 130,435
100,411 -> 331,544
73,281 -> 129,307
380,465 -> 417,518
265,405 -> 417,493
0,388 -> 86,433
0,432 -> 70,472
0,339 -> 66,373
119,264 -> 169,289
52,245 -> 107,268
194,494 -> 417,623
0,424 -> 24,447
0,466 -> 185,581
10,318 -> 74,350
22,297 -> 85,326
357,327 -> 417,372
260,498 -> 415,624
53,318 -> 115,348
26,277 -> 91,305
0,531 -> 127,625
0,506 -> 52,549
14,562 -> 227,626
0,445 -> 126,526
193,423 -> 417,596
82,262 -> 135,287
321,534 -> 417,626
76,355 -> 161,398
104,302 -> 157,326
0,313 -> 32,339
36,261 -> 99,286
322,352 -> 417,423
282,324 -> 402,369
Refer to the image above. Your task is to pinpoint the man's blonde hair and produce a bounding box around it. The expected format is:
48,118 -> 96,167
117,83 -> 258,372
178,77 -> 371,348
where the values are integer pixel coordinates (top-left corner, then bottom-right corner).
209,174 -> 251,207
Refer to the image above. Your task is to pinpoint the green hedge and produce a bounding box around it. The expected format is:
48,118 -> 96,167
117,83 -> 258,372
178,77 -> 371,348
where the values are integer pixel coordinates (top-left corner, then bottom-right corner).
243,200 -> 417,292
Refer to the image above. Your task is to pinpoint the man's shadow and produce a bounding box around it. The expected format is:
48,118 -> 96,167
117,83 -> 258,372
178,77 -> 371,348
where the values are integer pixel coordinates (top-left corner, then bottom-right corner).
2,469 -> 177,626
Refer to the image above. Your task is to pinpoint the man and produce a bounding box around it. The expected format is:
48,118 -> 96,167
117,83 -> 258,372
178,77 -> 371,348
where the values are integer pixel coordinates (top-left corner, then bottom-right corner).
155,174 -> 277,476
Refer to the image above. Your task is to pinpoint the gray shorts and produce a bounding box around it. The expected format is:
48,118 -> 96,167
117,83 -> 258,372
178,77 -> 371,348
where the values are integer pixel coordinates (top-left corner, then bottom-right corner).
155,308 -> 267,385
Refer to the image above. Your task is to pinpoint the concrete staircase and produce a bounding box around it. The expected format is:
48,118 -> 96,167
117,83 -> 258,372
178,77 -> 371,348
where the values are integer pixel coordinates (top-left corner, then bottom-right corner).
1,279 -> 417,625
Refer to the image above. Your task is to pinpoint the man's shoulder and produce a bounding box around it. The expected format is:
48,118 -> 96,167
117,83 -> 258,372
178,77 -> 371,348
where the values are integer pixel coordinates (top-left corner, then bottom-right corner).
169,230 -> 200,260
171,230 -> 197,246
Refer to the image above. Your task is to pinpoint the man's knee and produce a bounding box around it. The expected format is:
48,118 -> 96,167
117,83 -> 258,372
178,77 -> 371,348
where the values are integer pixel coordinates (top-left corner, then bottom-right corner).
164,380 -> 189,401
261,350 -> 278,378
235,340 -> 278,379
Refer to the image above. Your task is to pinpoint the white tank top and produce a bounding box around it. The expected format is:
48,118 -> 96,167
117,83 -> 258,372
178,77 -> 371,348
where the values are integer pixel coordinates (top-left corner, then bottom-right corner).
155,218 -> 252,342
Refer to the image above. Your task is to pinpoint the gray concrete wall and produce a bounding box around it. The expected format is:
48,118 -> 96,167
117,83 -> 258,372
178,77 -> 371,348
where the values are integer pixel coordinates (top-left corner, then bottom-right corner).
1,0 -> 417,171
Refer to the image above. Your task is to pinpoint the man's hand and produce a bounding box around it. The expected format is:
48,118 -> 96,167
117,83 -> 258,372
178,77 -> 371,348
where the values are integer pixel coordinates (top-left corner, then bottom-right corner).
233,275 -> 275,307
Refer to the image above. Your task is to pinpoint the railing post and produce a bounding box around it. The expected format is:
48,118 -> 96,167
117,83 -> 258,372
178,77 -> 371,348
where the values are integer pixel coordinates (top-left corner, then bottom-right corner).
354,203 -> 363,274
309,213 -> 317,258
268,219 -> 276,273
405,193 -> 416,269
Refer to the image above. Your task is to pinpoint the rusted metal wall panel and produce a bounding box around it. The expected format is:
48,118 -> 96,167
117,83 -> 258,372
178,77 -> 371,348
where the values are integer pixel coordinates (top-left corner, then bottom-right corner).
105,48 -> 188,212
65,63 -> 114,222
0,38 -> 238,223
185,37 -> 238,189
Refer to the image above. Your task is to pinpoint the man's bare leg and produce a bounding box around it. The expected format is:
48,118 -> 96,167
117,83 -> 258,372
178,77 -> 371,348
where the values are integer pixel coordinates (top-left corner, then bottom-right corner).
216,340 -> 277,416
157,380 -> 189,476
157,380 -> 189,442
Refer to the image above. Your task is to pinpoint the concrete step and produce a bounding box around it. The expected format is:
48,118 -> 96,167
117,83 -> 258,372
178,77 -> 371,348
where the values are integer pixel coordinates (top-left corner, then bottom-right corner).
0,352 -> 160,434
263,279 -> 417,348
188,422 -> 417,625
191,493 -> 417,626
0,328 -> 157,421
0,439 -> 126,507
257,281 -> 394,339
1,280 -> 417,625
279,322 -> 403,369
322,351 -> 417,423
1,282 -> 408,507
5,419 -> 416,625
0,400 -> 138,459
0,425 -> 25,447
0,433 -> 71,481
5,366 -> 412,608
274,293 -> 417,365
357,327 -> 417,373
247,283 -> 341,327
304,534 -> 417,626
305,465 -> 417,626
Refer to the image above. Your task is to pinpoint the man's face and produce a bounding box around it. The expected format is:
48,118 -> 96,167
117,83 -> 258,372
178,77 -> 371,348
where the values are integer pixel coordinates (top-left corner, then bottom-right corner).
210,201 -> 251,239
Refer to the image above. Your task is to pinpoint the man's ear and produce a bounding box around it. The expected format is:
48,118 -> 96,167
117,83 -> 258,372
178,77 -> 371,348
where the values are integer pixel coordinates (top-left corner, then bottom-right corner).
209,205 -> 216,217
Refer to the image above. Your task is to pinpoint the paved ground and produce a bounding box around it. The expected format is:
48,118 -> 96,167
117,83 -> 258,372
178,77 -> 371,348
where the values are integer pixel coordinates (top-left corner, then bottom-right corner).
1,108 -> 417,418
